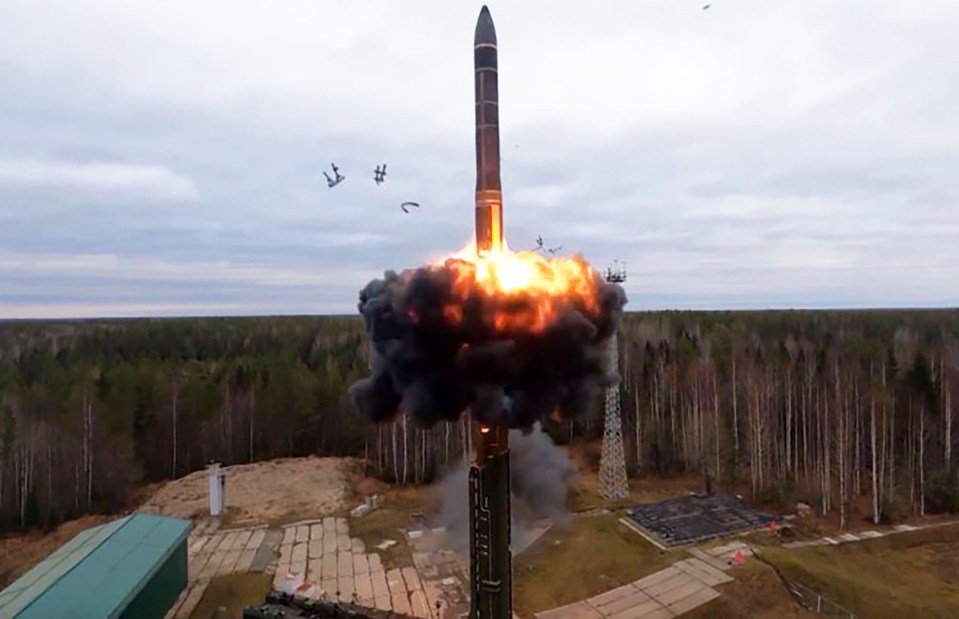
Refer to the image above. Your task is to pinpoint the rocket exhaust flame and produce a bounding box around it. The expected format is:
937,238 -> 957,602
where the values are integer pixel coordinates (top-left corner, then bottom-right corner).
431,243 -> 606,333
351,253 -> 625,429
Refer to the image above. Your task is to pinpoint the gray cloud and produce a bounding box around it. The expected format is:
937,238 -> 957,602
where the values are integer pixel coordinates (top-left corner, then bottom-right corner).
0,0 -> 957,318
0,158 -> 198,202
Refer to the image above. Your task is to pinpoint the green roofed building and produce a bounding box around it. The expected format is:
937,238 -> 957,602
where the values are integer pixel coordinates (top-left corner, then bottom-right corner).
0,512 -> 191,619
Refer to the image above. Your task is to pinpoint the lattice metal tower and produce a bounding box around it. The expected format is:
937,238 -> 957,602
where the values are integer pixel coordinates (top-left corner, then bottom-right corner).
598,262 -> 629,501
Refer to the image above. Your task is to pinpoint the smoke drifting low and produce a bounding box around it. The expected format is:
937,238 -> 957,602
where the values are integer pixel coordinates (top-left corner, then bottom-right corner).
439,424 -> 575,552
351,257 -> 627,429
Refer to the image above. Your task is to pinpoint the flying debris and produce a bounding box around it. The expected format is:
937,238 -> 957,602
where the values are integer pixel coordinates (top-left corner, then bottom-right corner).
703,4 -> 711,9
374,164 -> 387,185
533,236 -> 563,255
323,163 -> 345,188
400,201 -> 420,214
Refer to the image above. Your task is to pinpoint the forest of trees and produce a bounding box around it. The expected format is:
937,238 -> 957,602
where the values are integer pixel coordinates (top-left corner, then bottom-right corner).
1,309 -> 958,533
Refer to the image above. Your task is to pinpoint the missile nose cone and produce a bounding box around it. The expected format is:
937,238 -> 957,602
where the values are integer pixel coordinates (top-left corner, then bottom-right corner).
475,5 -> 497,46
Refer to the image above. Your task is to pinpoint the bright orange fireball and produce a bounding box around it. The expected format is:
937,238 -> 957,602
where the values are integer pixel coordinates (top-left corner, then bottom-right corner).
428,241 -> 603,333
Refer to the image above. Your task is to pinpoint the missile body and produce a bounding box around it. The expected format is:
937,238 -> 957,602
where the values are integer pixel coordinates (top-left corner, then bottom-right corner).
470,10 -> 513,618
469,423 -> 511,619
474,5 -> 503,254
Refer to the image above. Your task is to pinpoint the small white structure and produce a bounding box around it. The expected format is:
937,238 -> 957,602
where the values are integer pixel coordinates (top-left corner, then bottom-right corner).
208,461 -> 227,516
350,494 -> 381,519
350,503 -> 372,518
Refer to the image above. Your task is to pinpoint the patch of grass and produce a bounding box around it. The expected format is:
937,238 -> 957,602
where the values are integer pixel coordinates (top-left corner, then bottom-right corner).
263,508 -> 329,530
348,488 -> 427,571
568,470 -> 705,515
216,506 -> 247,529
683,563 -> 811,619
759,524 -> 959,619
568,486 -> 629,514
190,572 -> 271,619
627,475 -> 705,504
512,512 -> 672,617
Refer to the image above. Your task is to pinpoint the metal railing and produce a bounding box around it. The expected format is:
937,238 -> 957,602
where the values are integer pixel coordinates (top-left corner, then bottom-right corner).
752,549 -> 856,618
784,579 -> 856,618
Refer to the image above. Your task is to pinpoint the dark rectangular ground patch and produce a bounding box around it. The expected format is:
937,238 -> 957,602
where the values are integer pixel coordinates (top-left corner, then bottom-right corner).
250,529 -> 283,573
625,493 -> 782,548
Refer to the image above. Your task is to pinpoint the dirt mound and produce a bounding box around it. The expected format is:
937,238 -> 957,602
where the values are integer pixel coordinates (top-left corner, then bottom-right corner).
139,457 -> 359,526
0,515 -> 111,588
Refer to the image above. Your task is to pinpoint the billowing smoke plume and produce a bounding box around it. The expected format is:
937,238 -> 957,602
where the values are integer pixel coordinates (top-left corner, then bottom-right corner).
439,424 -> 575,552
350,258 -> 627,429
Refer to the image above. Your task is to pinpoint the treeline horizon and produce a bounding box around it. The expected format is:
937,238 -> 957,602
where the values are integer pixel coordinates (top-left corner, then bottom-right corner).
1,309 -> 957,533
3,306 -> 957,324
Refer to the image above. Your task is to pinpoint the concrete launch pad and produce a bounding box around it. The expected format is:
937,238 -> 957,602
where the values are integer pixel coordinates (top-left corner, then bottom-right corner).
623,494 -> 782,549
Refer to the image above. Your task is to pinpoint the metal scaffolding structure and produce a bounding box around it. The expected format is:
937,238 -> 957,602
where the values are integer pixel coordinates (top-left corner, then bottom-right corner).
598,265 -> 629,501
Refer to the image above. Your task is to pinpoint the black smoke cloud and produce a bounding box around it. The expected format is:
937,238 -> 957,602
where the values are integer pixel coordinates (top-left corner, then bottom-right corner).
351,256 -> 627,429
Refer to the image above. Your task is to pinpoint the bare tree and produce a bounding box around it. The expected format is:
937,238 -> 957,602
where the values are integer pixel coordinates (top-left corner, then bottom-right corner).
171,378 -> 178,478
871,362 -> 880,524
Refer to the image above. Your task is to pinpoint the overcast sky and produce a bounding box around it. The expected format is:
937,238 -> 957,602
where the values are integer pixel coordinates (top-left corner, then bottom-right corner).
1,0 -> 957,319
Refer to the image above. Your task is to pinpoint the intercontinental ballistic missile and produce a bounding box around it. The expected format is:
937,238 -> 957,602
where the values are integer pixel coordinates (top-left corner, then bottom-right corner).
470,8 -> 513,619
474,5 -> 504,254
